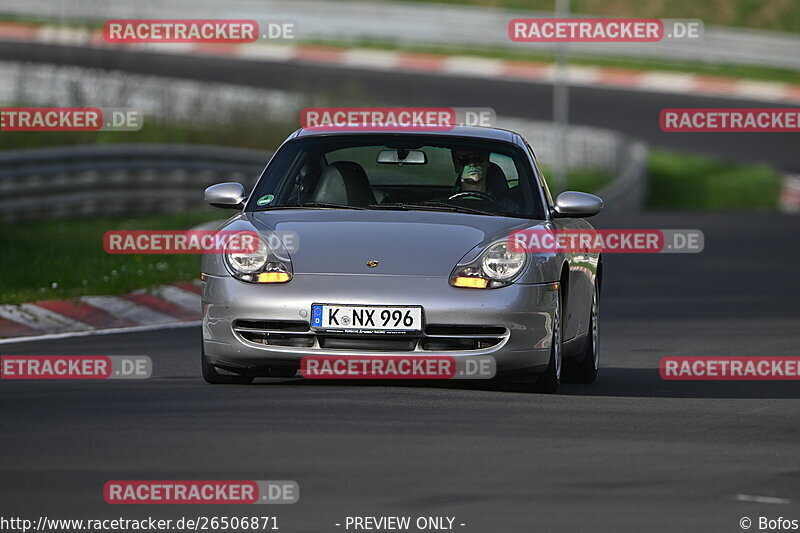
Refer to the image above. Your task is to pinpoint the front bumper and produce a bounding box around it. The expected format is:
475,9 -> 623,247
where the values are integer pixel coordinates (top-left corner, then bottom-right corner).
202,273 -> 557,376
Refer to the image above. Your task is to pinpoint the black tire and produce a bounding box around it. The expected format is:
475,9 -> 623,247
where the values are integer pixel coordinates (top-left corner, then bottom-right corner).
530,286 -> 563,393
201,345 -> 254,385
564,281 -> 599,384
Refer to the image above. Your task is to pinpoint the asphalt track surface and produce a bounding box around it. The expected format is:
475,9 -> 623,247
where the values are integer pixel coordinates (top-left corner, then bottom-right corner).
2,40 -> 799,172
2,212 -> 800,532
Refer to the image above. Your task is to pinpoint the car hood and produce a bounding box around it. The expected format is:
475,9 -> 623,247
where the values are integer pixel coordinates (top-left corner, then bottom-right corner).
245,209 -> 540,276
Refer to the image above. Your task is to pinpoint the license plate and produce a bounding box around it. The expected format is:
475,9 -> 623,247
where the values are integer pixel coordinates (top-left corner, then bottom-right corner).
310,304 -> 423,333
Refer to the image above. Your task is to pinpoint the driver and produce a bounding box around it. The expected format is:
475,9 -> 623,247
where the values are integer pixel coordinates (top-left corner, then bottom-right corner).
453,149 -> 490,194
451,149 -> 520,214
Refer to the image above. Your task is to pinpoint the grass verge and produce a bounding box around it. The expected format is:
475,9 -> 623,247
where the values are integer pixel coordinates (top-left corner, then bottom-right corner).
543,167 -> 613,196
646,150 -> 781,210
0,211 -> 225,305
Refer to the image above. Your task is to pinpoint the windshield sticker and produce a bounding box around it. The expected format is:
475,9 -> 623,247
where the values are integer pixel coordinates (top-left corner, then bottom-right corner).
257,194 -> 275,206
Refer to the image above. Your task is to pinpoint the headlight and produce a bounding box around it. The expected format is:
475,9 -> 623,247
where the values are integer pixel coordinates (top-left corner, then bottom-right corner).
224,232 -> 292,283
227,238 -> 268,274
450,240 -> 527,289
481,241 -> 526,280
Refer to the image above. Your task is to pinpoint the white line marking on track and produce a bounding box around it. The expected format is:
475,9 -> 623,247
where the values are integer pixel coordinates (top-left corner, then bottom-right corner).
0,320 -> 201,345
735,494 -> 792,505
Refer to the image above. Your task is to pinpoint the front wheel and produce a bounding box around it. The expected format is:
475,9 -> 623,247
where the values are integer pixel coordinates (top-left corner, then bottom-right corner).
201,345 -> 254,385
530,287 -> 563,393
564,281 -> 599,384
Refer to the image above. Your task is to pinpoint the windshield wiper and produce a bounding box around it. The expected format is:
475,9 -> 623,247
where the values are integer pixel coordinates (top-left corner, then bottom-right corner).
256,202 -> 366,211
368,202 -> 496,216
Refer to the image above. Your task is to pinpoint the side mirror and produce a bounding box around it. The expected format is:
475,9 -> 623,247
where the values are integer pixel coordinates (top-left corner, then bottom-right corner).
553,191 -> 603,218
205,182 -> 247,209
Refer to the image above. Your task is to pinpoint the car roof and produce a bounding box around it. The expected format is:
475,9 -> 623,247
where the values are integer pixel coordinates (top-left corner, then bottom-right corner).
292,125 -> 519,143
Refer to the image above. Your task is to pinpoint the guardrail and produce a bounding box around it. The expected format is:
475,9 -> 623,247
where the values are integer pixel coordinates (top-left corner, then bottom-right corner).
0,144 -> 269,222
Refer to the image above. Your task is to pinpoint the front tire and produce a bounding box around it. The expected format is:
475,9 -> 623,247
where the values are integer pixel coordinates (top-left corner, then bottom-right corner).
530,287 -> 563,393
201,345 -> 254,385
564,281 -> 599,384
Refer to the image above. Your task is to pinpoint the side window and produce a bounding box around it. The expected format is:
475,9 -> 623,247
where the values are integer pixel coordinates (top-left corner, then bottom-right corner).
274,152 -> 313,204
489,153 -> 519,188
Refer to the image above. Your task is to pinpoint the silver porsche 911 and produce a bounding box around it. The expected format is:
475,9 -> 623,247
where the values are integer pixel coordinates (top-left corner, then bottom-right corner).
201,126 -> 602,392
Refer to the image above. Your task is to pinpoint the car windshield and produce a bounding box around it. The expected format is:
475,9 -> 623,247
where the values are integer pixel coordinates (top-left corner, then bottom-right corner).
246,135 -> 546,219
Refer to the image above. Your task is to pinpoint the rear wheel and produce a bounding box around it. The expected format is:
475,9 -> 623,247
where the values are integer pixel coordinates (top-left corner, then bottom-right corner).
564,281 -> 599,384
530,287 -> 563,393
201,345 -> 254,385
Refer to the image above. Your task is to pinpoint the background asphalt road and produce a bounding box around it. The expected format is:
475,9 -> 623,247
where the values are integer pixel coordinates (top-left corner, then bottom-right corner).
2,41 -> 799,172
2,213 -> 799,532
